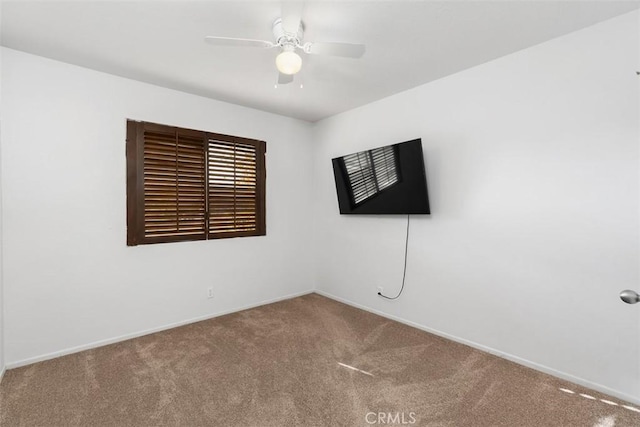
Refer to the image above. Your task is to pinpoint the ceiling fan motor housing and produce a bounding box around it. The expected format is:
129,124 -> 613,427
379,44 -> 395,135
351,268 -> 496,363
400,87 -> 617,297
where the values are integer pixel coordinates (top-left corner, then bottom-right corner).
272,18 -> 304,48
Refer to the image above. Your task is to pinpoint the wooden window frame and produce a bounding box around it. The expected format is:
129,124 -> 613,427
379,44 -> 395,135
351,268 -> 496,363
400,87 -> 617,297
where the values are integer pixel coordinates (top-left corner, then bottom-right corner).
126,120 -> 266,246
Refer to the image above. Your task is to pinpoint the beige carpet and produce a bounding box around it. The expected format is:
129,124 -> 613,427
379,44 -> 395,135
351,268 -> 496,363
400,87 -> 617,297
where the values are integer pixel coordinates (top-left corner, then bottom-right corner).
1,293 -> 639,426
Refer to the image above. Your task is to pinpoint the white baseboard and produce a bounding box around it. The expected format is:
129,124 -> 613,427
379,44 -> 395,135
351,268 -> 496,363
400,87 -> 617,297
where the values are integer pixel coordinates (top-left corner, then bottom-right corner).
314,289 -> 640,406
6,289 -> 314,370
0,365 -> 5,384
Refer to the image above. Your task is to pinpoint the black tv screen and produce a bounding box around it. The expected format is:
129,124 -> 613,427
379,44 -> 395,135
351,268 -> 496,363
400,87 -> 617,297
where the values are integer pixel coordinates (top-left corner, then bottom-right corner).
332,138 -> 430,215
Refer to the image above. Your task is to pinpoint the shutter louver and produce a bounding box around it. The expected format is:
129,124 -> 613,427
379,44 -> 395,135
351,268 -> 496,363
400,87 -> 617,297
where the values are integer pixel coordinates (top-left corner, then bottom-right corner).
208,139 -> 259,238
142,126 -> 206,242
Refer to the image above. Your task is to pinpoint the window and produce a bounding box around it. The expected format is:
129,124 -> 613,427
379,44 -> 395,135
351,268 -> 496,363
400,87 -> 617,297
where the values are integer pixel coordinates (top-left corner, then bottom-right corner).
126,120 -> 265,246
342,145 -> 399,205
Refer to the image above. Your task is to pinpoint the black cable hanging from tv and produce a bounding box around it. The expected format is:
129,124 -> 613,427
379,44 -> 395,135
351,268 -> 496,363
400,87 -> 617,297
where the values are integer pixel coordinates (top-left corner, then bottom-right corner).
378,214 -> 410,300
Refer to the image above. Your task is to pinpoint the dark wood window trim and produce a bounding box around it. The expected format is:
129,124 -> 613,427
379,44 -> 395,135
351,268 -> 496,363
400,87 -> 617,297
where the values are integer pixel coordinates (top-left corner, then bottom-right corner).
126,120 -> 266,246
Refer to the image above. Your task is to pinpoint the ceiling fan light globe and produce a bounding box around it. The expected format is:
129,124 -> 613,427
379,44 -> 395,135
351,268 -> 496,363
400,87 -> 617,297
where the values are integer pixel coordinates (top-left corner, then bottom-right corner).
276,51 -> 302,75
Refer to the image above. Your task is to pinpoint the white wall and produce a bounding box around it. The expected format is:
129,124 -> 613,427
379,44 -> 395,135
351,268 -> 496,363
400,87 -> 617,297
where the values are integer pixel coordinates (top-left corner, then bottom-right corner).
312,11 -> 640,401
0,48 -> 315,366
0,0 -> 5,382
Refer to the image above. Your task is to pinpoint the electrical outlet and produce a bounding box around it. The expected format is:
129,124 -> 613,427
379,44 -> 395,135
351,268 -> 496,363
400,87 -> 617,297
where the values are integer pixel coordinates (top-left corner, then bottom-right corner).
377,286 -> 383,295
207,287 -> 214,299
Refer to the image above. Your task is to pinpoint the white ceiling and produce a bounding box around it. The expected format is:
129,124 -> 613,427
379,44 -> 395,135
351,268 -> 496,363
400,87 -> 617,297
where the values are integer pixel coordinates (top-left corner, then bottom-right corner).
2,0 -> 639,122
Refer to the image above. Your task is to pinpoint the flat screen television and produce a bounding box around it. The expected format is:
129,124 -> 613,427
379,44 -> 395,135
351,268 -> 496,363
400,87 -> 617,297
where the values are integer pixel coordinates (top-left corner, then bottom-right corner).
332,138 -> 430,214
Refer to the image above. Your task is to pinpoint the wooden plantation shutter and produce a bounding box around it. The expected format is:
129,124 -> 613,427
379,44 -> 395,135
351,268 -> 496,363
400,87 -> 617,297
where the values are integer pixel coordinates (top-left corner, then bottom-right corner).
208,136 -> 265,238
142,123 -> 207,242
127,120 -> 266,246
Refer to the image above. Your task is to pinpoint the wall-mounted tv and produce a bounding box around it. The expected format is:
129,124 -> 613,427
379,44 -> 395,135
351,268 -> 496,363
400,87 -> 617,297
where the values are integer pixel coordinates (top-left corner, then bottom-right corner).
332,138 -> 430,215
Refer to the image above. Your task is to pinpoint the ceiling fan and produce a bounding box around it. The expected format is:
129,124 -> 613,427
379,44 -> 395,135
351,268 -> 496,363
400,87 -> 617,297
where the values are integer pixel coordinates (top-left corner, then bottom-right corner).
204,2 -> 366,85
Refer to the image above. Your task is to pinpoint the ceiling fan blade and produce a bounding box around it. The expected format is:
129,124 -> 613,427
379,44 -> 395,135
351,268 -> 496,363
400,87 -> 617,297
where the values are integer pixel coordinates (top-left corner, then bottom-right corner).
204,36 -> 275,49
303,42 -> 366,58
278,72 -> 294,85
281,1 -> 304,34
